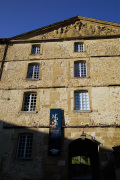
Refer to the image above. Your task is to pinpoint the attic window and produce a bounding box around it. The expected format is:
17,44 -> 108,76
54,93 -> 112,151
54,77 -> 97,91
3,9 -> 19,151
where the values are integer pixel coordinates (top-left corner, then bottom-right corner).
74,42 -> 84,52
31,45 -> 40,54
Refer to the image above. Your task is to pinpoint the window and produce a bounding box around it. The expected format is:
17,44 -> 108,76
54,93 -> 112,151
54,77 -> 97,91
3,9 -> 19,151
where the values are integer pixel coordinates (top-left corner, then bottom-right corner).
74,61 -> 87,77
22,92 -> 37,112
31,45 -> 40,54
16,134 -> 33,159
74,42 -> 84,52
75,91 -> 89,110
27,64 -> 39,79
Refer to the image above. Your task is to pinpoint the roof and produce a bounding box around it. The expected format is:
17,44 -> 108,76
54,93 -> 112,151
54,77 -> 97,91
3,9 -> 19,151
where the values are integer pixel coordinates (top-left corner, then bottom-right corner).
0,16 -> 120,42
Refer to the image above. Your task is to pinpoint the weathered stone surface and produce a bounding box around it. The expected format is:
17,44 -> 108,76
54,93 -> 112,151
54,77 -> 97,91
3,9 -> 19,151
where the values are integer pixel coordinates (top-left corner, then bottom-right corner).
27,20 -> 120,40
1,38 -> 119,62
0,16 -> 120,180
0,44 -> 5,61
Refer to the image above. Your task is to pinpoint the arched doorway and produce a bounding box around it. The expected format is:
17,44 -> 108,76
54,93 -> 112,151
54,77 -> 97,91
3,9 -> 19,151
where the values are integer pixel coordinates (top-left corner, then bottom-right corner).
68,138 -> 100,180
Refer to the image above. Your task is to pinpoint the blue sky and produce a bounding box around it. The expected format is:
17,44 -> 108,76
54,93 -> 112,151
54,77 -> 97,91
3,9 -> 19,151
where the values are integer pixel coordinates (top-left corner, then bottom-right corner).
0,0 -> 120,38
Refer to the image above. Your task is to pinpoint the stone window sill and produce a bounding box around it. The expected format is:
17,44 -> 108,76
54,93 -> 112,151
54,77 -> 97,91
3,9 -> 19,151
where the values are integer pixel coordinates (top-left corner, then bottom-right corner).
25,78 -> 40,81
73,51 -> 86,53
16,158 -> 33,161
29,53 -> 42,56
74,110 -> 92,113
20,111 -> 38,114
30,53 -> 40,55
74,76 -> 89,78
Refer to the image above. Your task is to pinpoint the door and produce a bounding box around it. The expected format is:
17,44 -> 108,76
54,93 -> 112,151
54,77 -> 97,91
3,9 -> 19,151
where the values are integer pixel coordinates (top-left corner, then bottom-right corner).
68,138 -> 100,180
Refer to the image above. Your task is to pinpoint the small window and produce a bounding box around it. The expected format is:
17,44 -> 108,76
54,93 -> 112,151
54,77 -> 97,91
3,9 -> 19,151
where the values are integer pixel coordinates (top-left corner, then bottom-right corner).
74,42 -> 84,52
16,134 -> 33,159
74,61 -> 87,77
31,45 -> 40,54
27,64 -> 39,79
22,92 -> 37,112
75,91 -> 89,110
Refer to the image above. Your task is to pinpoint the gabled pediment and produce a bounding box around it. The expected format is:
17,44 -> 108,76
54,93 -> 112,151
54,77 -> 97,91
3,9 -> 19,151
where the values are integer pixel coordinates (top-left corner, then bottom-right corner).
11,16 -> 120,41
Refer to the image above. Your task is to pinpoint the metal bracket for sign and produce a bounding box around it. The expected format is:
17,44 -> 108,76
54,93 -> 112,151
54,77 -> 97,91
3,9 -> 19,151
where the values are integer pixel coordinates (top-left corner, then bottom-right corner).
50,149 -> 60,155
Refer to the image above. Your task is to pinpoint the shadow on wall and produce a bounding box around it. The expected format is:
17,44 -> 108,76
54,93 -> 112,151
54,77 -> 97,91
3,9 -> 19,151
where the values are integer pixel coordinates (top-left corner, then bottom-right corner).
0,119 -> 118,180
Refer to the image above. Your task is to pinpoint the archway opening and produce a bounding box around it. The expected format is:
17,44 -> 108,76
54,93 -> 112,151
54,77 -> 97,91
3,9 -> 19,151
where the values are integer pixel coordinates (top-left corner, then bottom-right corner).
68,138 -> 100,180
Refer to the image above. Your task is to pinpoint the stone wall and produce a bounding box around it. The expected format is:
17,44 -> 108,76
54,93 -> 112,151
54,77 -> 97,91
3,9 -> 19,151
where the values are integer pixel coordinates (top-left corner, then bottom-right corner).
0,86 -> 120,127
0,126 -> 119,180
0,38 -> 120,89
0,31 -> 120,179
0,44 -> 6,61
3,38 -> 120,62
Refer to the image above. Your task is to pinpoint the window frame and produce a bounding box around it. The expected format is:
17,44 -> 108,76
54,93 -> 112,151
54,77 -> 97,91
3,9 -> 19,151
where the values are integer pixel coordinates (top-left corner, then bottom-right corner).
22,92 -> 37,112
16,133 -> 33,160
26,63 -> 39,80
74,91 -> 89,111
31,45 -> 40,54
74,61 -> 87,77
74,42 -> 84,52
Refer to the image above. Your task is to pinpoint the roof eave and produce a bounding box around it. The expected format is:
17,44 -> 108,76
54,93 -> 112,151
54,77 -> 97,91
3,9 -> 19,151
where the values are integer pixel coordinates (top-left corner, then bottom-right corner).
1,16 -> 120,41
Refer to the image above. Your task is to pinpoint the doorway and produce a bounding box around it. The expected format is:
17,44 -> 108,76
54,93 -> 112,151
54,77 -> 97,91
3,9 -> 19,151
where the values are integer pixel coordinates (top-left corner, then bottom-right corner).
68,138 -> 100,180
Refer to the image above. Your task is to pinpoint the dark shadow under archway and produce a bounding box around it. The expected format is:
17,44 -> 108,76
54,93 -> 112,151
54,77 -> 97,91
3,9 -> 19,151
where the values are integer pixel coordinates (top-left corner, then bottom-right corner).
68,138 -> 101,180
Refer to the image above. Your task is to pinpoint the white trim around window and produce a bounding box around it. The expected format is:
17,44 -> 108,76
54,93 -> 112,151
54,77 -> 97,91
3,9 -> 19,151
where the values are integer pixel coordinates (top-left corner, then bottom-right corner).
31,45 -> 40,54
74,61 -> 87,77
16,134 -> 33,159
22,92 -> 37,112
27,63 -> 39,80
74,91 -> 89,111
74,42 -> 84,52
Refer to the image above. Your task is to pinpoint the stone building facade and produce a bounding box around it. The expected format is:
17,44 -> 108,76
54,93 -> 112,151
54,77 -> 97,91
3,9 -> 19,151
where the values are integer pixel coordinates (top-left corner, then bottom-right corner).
0,16 -> 120,180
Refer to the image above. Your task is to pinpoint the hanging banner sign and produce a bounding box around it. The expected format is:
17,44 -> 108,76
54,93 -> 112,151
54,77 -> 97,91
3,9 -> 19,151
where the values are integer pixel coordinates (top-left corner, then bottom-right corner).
49,109 -> 61,155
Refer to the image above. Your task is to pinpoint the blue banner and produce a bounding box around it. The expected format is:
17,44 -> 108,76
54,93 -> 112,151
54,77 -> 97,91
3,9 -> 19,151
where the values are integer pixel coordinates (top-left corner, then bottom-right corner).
49,109 -> 61,155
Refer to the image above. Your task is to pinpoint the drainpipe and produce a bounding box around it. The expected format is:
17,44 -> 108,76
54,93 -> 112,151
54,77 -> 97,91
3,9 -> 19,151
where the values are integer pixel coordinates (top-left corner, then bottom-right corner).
0,39 -> 8,80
